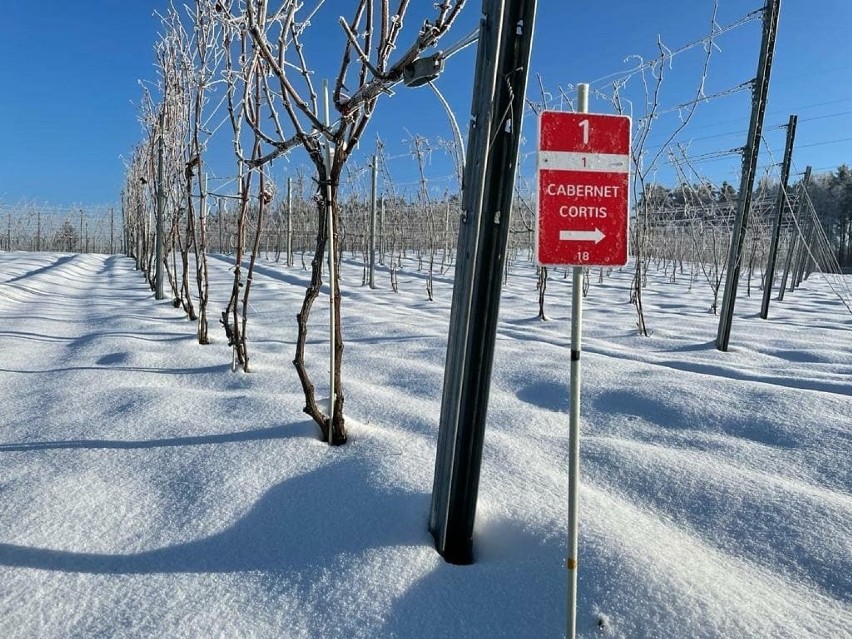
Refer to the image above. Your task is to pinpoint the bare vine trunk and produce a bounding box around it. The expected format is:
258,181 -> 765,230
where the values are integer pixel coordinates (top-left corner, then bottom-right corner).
292,176 -> 346,445
222,178 -> 248,368
180,204 -> 198,321
537,266 -> 548,319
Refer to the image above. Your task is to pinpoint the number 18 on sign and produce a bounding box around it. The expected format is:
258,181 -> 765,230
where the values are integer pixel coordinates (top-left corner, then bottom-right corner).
536,111 -> 631,266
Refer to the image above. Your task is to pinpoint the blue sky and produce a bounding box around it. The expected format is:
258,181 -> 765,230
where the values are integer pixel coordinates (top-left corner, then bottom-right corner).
0,1 -> 849,206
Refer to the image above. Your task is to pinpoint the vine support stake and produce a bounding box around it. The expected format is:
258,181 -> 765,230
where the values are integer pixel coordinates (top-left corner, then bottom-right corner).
155,109 -> 165,301
286,177 -> 293,267
370,155 -> 377,289
323,79 -> 336,444
379,194 -> 385,265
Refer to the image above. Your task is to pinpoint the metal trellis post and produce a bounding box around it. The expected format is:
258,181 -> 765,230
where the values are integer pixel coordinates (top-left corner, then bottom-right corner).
715,0 -> 781,350
429,0 -> 538,565
778,167 -> 811,300
760,114 -> 797,319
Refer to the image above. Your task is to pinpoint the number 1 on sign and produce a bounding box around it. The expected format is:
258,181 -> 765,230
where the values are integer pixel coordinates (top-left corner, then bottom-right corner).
579,119 -> 589,145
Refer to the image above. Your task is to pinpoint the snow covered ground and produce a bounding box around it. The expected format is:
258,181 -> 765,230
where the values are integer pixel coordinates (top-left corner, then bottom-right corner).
0,250 -> 850,638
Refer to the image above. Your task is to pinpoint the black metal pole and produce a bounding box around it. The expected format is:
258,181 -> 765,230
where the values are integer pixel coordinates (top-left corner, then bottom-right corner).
760,114 -> 797,319
793,182 -> 817,289
429,0 -> 537,565
796,203 -> 819,283
716,0 -> 781,350
778,166 -> 811,301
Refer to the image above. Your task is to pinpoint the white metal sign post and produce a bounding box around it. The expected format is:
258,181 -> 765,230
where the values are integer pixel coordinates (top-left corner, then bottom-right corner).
536,86 -> 630,639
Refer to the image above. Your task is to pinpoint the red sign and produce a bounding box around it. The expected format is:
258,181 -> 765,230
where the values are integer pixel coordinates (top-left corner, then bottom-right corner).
536,111 -> 631,266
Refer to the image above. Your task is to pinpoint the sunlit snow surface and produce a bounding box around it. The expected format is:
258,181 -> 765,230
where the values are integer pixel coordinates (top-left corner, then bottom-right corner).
0,251 -> 850,638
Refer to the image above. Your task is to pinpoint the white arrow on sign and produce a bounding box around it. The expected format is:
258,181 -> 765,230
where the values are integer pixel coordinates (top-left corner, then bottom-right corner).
559,228 -> 606,244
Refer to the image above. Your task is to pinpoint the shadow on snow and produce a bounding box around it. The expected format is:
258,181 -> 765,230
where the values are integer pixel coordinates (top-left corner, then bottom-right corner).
0,454 -> 431,576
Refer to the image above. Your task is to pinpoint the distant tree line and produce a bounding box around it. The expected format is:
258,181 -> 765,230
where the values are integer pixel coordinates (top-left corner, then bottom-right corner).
804,165 -> 852,267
